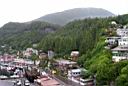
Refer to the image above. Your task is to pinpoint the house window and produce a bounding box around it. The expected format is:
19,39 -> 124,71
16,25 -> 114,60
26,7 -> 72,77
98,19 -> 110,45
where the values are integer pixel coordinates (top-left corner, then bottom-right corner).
73,72 -> 76,75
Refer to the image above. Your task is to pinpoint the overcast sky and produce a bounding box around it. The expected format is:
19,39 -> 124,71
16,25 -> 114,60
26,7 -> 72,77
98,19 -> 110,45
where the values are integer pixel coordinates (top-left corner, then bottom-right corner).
0,0 -> 128,27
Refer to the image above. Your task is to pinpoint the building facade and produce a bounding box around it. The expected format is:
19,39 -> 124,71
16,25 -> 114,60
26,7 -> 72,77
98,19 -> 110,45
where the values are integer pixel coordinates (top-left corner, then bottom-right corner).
118,37 -> 128,46
116,28 -> 128,37
112,46 -> 128,62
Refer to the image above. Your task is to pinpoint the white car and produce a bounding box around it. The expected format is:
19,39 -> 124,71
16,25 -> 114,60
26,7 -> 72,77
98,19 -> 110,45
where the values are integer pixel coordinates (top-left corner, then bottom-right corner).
24,80 -> 30,86
10,75 -> 19,78
7,67 -> 12,71
16,80 -> 22,86
0,75 -> 8,80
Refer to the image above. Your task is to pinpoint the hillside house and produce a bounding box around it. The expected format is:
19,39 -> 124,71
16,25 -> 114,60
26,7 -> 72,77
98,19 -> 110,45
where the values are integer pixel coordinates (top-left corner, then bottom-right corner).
111,21 -> 117,25
71,51 -> 79,61
53,59 -> 77,75
55,59 -> 77,69
23,48 -> 38,58
112,46 -> 128,62
13,58 -> 34,66
118,37 -> 128,46
48,50 -> 54,60
116,28 -> 128,37
68,68 -> 95,86
68,68 -> 86,77
105,37 -> 120,45
39,53 -> 48,59
0,54 -> 16,62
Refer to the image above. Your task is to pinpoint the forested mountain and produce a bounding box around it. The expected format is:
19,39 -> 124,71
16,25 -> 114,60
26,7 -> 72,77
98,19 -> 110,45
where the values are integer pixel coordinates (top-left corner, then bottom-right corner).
38,18 -> 106,55
38,14 -> 128,55
0,10 -> 128,85
0,21 -> 60,50
38,14 -> 128,85
35,8 -> 114,25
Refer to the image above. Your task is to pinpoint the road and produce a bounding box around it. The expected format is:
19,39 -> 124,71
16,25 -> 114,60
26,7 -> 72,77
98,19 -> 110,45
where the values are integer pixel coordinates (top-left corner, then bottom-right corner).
39,67 -> 69,86
0,79 -> 37,86
49,74 -> 70,86
0,80 -> 14,86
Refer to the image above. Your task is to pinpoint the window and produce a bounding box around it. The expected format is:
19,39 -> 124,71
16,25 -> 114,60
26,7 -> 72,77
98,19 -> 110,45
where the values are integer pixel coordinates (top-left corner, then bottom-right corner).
123,39 -> 126,41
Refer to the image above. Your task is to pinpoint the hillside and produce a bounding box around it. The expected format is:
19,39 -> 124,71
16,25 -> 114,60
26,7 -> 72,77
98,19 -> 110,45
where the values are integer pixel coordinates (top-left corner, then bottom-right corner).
0,11 -> 128,85
38,14 -> 128,85
0,21 -> 60,50
35,8 -> 115,25
38,14 -> 128,55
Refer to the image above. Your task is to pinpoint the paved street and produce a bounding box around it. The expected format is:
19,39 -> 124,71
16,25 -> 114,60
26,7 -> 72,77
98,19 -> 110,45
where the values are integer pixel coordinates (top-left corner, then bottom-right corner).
0,80 -> 14,86
39,67 -> 68,86
0,79 -> 37,86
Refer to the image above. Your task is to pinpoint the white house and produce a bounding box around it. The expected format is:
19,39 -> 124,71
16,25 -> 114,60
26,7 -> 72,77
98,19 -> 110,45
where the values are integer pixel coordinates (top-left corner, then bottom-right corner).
71,51 -> 79,61
48,50 -> 54,59
105,37 -> 120,45
79,78 -> 94,86
23,48 -> 38,58
68,69 -> 95,86
112,46 -> 128,62
118,37 -> 128,46
111,21 -> 117,25
71,51 -> 79,57
68,68 -> 86,77
116,28 -> 128,37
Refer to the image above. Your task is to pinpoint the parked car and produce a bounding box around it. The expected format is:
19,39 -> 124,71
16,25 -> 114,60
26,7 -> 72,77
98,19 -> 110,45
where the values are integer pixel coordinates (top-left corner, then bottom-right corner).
10,75 -> 19,79
16,80 -> 22,86
24,80 -> 30,86
0,75 -> 8,80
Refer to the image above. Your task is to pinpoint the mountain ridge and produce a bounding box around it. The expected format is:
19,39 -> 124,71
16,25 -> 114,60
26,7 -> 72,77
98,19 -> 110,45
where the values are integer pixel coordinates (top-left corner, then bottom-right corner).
35,8 -> 115,25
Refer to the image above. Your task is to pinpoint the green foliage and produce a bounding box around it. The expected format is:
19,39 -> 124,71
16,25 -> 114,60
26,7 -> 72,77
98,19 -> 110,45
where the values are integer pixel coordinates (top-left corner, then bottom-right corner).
0,21 -> 60,51
0,13 -> 128,85
30,54 -> 38,65
38,18 -> 108,56
84,36 -> 128,85
81,70 -> 92,79
115,63 -> 128,86
116,74 -> 128,86
39,59 -> 49,69
113,14 -> 128,25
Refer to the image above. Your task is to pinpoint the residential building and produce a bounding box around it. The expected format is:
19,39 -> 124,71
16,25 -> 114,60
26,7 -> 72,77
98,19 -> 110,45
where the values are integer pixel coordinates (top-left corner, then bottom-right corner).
118,37 -> 128,46
71,51 -> 79,61
79,78 -> 94,86
112,46 -> 128,62
116,28 -> 128,37
13,58 -> 34,66
111,21 -> 117,25
48,50 -> 54,60
67,68 -> 95,86
53,59 -> 77,75
68,68 -> 86,77
105,37 -> 120,45
0,54 -> 15,62
23,48 -> 38,58
39,53 -> 48,59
